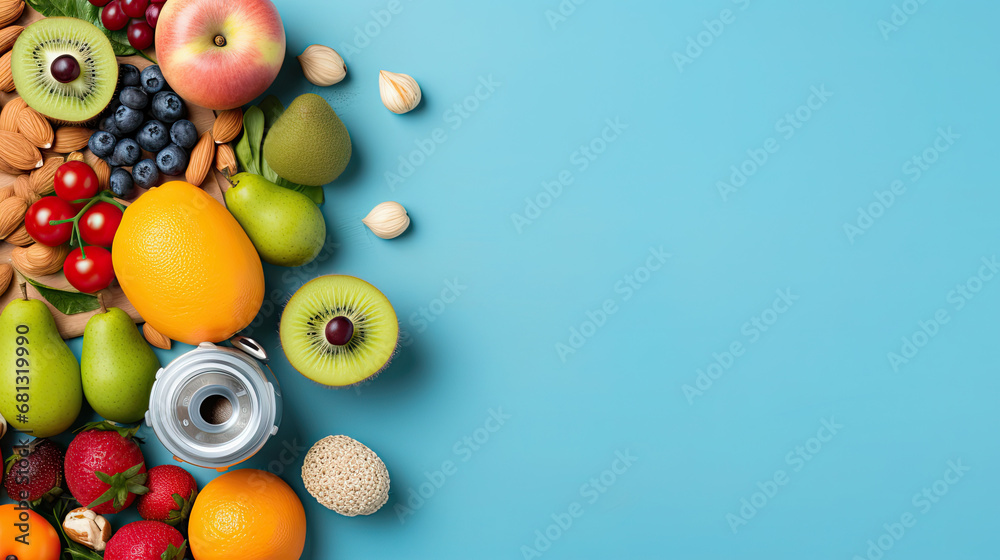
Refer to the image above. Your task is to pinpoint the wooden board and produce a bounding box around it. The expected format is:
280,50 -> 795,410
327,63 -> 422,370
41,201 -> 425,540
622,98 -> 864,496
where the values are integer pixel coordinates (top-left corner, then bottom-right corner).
0,6 -> 229,339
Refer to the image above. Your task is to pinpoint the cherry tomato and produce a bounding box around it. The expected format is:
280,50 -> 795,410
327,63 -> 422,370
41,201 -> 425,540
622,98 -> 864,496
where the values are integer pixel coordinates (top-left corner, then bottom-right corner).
24,197 -> 76,247
101,0 -> 129,31
79,202 -> 123,247
64,247 -> 115,293
121,0 -> 148,18
54,161 -> 100,203
127,19 -> 155,50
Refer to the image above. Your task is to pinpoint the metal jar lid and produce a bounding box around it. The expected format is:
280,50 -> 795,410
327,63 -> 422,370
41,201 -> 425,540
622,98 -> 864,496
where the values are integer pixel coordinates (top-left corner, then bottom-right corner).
145,337 -> 281,471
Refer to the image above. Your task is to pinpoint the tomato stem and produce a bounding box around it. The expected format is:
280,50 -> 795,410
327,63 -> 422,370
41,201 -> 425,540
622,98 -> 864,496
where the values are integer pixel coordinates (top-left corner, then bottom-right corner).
47,191 -> 121,261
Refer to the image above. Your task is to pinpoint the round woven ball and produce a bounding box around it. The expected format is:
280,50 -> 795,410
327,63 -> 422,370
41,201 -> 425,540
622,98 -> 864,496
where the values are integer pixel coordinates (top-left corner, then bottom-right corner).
301,435 -> 390,516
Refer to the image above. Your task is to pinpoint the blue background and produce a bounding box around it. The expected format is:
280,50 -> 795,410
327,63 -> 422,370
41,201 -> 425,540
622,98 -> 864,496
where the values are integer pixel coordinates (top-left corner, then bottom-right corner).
6,0 -> 1000,558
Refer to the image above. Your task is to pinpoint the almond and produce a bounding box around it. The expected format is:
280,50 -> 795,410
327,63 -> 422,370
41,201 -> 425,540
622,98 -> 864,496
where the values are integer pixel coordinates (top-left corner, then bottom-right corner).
66,151 -> 85,162
0,195 -> 27,238
29,157 -> 62,195
215,143 -> 237,176
0,158 -> 18,175
13,174 -> 37,204
0,25 -> 23,54
10,243 -> 70,277
143,323 -> 172,350
212,109 -> 243,144
92,157 -> 110,190
0,97 -> 25,132
0,0 -> 24,29
0,130 -> 42,170
5,223 -> 32,246
0,263 -> 12,295
0,184 -> 13,203
52,127 -> 93,153
16,106 -> 54,149
185,131 -> 214,187
0,50 -> 13,93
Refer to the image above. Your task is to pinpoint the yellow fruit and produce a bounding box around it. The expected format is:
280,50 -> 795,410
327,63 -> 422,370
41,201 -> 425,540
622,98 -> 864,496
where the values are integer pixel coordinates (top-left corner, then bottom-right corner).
189,469 -> 306,560
112,181 -> 264,345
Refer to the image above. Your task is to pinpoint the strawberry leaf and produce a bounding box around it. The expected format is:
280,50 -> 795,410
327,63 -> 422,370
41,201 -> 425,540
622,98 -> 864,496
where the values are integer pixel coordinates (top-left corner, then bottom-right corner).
165,489 -> 197,526
3,452 -> 19,476
74,420 -> 144,442
87,462 -> 148,510
162,540 -> 187,560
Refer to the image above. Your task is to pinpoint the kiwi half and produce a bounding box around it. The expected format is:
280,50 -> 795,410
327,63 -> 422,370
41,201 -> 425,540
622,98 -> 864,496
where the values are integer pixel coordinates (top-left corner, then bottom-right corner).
280,275 -> 399,387
11,18 -> 118,124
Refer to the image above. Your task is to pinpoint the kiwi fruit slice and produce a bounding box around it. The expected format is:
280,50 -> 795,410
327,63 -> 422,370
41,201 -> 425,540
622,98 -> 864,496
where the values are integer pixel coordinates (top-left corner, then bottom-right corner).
280,275 -> 399,386
11,18 -> 118,124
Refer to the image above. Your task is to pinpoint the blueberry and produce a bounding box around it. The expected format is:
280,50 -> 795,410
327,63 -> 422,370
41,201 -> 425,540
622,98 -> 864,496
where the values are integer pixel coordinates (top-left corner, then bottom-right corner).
132,159 -> 159,189
119,64 -> 140,88
151,91 -> 184,124
114,105 -> 143,134
113,138 -> 141,167
140,65 -> 166,95
88,131 -> 116,159
169,120 -> 198,150
105,98 -> 122,117
155,144 -> 188,176
119,86 -> 148,110
101,115 -> 123,137
110,168 -> 134,198
136,120 -> 170,152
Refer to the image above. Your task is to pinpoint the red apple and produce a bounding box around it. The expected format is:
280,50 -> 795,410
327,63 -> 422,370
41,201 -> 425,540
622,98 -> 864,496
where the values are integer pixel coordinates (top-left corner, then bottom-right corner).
154,0 -> 285,110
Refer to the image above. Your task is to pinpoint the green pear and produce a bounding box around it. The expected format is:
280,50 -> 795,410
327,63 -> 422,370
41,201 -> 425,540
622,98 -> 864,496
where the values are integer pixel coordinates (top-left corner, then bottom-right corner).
81,307 -> 160,423
0,293 -> 82,438
225,172 -> 327,267
263,93 -> 352,186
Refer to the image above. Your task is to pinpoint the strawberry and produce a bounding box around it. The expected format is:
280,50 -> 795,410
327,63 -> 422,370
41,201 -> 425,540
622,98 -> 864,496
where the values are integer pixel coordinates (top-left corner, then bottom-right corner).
3,438 -> 64,505
105,520 -> 186,560
136,465 -> 198,525
64,422 -> 148,514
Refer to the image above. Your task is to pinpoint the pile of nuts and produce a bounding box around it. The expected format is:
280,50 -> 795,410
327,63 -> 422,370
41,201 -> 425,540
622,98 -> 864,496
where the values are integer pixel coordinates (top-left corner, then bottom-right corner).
0,94 -> 104,294
0,0 -> 24,92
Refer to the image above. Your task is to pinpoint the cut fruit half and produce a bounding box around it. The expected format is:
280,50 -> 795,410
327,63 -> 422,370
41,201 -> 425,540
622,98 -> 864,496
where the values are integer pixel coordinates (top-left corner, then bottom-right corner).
280,275 -> 399,386
11,18 -> 118,124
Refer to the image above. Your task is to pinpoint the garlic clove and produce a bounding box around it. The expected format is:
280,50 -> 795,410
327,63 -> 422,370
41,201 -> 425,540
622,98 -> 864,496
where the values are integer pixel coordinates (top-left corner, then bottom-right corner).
379,71 -> 421,114
298,44 -> 347,86
362,201 -> 410,239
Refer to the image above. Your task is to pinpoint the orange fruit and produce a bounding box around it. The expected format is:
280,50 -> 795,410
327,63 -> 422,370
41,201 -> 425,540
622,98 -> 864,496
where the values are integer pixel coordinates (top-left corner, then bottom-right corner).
0,504 -> 61,560
189,469 -> 306,560
112,181 -> 264,345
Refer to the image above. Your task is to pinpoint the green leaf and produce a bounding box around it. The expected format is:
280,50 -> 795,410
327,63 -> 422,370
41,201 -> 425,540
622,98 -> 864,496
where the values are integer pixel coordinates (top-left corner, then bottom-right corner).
74,420 -> 143,441
162,541 -> 187,560
259,95 -> 285,129
276,176 -> 325,204
244,106 -> 266,173
20,276 -> 100,315
25,0 -> 75,17
235,130 -> 257,175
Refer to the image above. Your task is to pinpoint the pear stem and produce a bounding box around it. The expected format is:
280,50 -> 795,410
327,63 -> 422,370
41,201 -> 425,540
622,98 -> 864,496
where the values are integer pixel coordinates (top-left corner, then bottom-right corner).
97,292 -> 106,314
18,282 -> 26,301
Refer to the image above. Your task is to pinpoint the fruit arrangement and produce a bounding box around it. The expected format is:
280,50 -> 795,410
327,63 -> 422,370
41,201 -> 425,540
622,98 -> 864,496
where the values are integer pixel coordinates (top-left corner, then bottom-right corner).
0,0 -> 428,556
